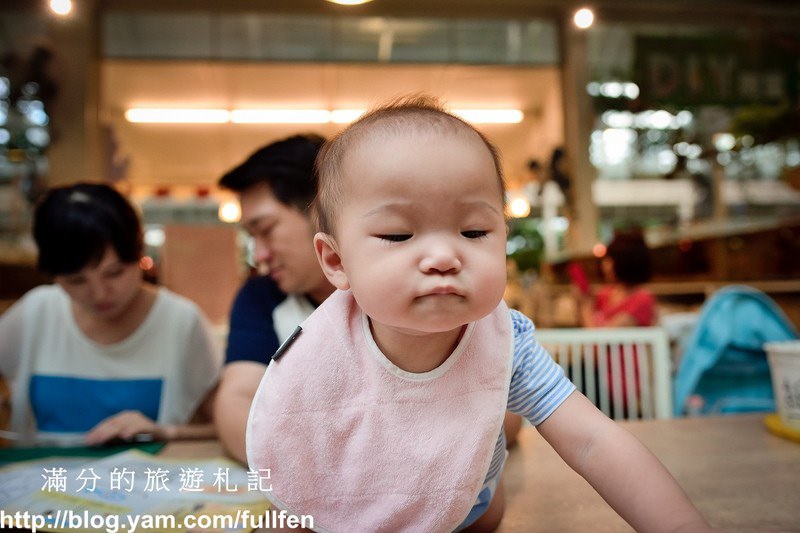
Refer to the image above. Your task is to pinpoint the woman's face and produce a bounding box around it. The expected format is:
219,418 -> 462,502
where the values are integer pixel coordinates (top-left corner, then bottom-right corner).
54,246 -> 143,320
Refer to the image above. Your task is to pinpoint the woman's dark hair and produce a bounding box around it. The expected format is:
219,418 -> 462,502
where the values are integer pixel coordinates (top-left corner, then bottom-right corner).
606,229 -> 652,285
33,182 -> 143,276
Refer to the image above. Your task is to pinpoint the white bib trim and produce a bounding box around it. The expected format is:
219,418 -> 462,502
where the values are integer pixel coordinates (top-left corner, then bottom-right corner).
361,312 -> 477,382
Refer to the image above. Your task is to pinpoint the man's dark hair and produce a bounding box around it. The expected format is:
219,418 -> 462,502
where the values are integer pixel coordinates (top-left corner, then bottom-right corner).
218,134 -> 326,212
33,182 -> 143,276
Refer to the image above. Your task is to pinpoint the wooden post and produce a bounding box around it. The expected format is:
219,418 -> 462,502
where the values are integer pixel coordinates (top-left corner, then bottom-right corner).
558,11 -> 599,257
46,0 -> 103,185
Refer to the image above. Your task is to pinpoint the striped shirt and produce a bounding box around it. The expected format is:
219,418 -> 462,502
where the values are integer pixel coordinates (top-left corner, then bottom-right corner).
459,309 -> 575,529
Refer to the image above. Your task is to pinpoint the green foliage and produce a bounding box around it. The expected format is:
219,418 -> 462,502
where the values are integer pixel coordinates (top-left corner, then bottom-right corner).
506,218 -> 544,273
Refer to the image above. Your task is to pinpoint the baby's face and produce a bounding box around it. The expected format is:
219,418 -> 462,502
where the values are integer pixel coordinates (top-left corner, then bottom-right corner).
332,128 -> 507,336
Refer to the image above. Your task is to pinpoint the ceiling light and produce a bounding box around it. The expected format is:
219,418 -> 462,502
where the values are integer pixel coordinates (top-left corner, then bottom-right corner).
125,108 -> 229,124
50,0 -> 73,16
124,107 -> 524,125
325,0 -> 375,5
331,109 -> 366,123
230,109 -> 331,124
452,109 -> 524,124
573,8 -> 594,29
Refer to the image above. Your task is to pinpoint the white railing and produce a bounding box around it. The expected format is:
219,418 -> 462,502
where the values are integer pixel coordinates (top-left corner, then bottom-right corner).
534,327 -> 673,420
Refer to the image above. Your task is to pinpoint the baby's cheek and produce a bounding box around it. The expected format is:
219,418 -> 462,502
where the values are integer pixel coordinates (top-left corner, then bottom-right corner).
351,274 -> 403,313
477,265 -> 508,308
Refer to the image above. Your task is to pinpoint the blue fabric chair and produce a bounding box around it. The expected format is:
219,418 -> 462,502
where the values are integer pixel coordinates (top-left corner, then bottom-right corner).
673,285 -> 798,416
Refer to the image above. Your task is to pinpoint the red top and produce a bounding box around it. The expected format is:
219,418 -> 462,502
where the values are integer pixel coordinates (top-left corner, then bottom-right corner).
593,285 -> 656,327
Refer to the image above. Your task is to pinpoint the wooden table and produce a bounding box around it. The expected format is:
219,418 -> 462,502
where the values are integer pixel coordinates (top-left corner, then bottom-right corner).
163,414 -> 799,532
498,414 -> 800,532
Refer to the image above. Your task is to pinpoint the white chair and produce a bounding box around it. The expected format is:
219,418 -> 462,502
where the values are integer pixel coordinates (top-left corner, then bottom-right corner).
534,327 -> 673,420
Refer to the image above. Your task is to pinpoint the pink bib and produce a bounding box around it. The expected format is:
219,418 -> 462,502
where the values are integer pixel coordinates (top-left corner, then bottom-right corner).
246,290 -> 513,532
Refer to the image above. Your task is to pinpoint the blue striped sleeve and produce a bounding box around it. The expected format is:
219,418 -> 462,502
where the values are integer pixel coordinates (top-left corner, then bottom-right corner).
506,310 -> 575,426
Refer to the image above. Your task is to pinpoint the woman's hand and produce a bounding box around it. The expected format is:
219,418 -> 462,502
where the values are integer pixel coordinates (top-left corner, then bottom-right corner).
85,410 -> 172,446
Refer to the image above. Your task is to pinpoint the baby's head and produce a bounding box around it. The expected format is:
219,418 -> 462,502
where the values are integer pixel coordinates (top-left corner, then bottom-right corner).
315,96 -> 505,235
312,95 -> 509,335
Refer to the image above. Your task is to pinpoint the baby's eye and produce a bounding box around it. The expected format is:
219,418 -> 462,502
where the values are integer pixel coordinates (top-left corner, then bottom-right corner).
462,230 -> 488,239
377,234 -> 412,242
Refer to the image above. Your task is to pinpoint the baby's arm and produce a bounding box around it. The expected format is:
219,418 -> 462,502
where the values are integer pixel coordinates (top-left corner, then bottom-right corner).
537,392 -> 711,533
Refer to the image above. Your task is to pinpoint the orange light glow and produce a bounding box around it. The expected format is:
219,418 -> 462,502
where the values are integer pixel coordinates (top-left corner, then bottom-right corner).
592,243 -> 607,258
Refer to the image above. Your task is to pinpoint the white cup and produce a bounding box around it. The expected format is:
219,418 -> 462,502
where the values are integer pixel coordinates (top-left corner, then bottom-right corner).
764,340 -> 800,431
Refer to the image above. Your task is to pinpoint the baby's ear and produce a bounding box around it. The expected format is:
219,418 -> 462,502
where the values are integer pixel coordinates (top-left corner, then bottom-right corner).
314,232 -> 350,290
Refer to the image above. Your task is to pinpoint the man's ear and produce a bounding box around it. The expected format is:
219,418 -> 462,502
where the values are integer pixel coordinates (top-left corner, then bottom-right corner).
314,232 -> 350,290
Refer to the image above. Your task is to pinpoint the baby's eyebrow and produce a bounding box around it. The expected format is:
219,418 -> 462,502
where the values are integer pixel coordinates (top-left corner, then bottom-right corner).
460,200 -> 502,215
363,202 -> 415,219
363,199 -> 501,219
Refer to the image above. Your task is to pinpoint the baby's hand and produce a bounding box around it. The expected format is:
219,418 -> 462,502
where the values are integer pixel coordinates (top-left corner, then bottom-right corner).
85,410 -> 164,446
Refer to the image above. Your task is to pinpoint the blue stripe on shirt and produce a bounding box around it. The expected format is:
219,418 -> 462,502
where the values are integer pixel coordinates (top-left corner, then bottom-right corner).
460,310 -> 575,529
30,375 -> 162,432
506,310 -> 575,425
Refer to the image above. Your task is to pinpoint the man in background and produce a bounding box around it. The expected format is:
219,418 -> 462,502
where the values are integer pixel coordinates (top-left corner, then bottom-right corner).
214,134 -> 335,463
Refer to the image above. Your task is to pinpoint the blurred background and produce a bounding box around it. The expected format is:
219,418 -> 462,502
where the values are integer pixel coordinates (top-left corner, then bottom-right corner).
1,0 -> 799,330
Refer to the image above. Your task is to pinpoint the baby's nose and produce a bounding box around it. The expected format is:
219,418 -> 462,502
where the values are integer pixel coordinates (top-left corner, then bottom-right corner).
419,242 -> 461,274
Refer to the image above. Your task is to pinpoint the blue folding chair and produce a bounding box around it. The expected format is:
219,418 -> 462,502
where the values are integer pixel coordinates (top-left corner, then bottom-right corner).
673,285 -> 798,416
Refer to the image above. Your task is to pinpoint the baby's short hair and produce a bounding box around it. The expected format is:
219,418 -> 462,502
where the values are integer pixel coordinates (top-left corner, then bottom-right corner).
313,95 -> 505,235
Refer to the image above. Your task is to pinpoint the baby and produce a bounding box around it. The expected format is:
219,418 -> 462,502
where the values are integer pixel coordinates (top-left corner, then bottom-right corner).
247,96 -> 710,532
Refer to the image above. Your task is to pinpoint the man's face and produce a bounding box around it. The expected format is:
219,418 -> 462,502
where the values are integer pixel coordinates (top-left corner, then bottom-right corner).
239,182 -> 332,302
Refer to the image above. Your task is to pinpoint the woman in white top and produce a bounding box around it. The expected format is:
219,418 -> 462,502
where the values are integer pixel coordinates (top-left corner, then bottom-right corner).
0,183 -> 222,446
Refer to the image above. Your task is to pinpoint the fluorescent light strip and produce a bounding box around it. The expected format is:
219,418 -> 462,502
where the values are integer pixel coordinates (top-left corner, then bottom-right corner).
125,108 -> 229,124
125,108 -> 523,124
231,109 -> 331,124
452,109 -> 524,124
325,0 -> 375,5
330,109 -> 366,123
